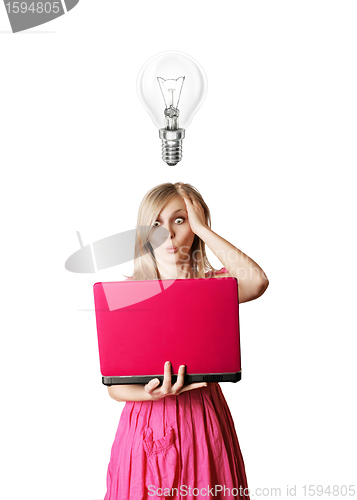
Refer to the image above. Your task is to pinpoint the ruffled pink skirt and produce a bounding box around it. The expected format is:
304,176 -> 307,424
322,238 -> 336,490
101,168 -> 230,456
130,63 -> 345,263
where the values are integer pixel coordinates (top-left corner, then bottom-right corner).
104,383 -> 250,500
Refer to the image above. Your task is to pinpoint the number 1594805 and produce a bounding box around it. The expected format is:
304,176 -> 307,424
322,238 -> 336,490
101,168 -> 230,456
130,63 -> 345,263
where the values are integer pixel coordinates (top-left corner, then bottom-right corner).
5,2 -> 60,14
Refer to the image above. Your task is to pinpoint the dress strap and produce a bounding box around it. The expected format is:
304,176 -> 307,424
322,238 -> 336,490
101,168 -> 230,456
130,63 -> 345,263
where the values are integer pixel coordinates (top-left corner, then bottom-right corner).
205,266 -> 228,278
214,267 -> 228,274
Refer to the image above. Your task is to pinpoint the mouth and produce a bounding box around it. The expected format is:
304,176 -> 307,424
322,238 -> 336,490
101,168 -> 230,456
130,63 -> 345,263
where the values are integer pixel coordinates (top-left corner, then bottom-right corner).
166,246 -> 178,253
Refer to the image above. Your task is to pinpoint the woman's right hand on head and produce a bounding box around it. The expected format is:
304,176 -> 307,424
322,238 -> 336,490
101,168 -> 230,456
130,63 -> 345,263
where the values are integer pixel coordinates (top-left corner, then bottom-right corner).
144,361 -> 208,400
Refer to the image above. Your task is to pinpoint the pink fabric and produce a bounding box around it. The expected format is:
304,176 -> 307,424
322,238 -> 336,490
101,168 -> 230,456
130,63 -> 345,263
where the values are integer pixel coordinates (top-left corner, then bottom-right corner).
205,267 -> 228,276
103,268 -> 249,500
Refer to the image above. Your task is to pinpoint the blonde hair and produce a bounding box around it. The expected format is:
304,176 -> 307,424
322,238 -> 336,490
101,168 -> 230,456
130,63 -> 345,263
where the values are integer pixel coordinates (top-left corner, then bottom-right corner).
124,182 -> 221,280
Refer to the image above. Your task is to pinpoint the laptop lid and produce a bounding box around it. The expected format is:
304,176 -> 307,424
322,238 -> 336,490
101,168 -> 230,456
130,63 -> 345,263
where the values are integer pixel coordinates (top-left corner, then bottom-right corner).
93,276 -> 241,385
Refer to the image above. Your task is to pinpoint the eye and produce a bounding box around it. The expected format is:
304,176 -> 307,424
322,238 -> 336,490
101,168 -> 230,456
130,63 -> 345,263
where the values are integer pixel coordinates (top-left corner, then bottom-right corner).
152,217 -> 185,227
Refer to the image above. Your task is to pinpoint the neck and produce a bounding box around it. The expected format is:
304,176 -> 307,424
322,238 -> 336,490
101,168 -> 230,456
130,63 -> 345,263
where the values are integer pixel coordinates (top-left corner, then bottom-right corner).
157,262 -> 194,280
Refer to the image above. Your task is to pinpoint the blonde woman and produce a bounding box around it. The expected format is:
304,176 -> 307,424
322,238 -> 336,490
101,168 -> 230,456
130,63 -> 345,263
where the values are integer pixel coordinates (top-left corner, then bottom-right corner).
104,182 -> 269,500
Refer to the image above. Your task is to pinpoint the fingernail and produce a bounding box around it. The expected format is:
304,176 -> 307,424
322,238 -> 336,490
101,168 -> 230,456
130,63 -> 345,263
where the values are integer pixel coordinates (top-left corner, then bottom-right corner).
166,361 -> 171,366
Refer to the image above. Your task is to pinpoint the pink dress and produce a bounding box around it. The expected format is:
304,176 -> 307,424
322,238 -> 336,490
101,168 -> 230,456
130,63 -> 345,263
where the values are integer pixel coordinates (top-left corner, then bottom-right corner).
103,268 -> 250,500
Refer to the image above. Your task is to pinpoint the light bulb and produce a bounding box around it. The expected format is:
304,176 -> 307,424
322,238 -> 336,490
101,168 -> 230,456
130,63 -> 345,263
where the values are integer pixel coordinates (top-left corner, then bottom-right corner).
137,51 -> 208,166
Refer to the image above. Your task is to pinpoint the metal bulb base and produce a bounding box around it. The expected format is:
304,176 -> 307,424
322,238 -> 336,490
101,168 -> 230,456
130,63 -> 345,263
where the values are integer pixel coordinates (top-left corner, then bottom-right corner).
159,129 -> 185,166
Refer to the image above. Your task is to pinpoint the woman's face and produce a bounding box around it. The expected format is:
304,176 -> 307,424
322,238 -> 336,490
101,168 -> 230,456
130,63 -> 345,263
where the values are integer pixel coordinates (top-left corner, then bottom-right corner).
149,194 -> 196,269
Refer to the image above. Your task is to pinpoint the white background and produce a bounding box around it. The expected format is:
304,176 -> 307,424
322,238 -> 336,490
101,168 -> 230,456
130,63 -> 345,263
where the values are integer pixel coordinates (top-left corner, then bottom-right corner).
1,1 -> 356,499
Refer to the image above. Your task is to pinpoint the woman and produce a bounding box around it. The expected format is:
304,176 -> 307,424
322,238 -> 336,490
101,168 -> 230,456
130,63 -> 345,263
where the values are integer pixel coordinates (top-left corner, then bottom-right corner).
104,182 -> 269,500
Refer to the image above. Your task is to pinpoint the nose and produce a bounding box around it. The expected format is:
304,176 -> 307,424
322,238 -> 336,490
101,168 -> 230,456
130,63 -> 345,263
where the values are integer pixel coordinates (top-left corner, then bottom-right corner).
161,223 -> 175,240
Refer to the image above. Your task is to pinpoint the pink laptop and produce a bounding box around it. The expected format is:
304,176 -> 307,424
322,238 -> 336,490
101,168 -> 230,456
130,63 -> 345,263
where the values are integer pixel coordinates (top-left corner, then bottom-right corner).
93,276 -> 241,386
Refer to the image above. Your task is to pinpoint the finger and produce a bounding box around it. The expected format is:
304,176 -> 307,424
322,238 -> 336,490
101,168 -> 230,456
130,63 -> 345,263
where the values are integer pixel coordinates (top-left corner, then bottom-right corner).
177,186 -> 193,204
178,185 -> 196,202
172,364 -> 186,391
190,195 -> 200,206
162,361 -> 172,392
179,382 -> 208,393
145,378 -> 160,394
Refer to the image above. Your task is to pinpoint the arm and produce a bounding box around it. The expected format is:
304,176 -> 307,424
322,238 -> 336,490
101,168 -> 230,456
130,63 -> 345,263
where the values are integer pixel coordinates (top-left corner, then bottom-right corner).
177,185 -> 269,303
197,226 -> 269,303
108,384 -> 153,402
